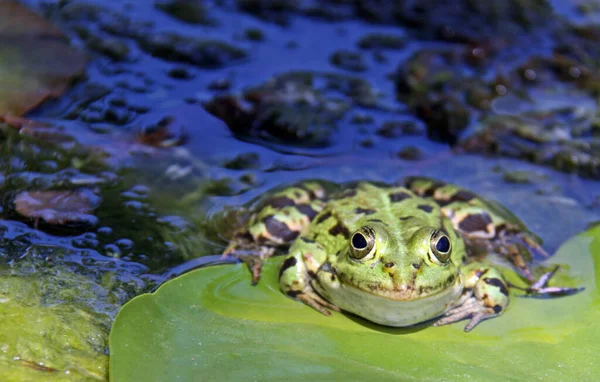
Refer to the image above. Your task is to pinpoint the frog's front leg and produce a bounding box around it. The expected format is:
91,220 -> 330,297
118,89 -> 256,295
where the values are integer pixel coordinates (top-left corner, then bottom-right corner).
222,182 -> 327,284
405,176 -> 581,297
434,266 -> 509,332
279,237 -> 340,315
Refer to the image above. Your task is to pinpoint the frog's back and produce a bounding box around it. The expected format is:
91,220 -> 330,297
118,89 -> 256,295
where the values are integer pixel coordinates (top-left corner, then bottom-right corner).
302,182 -> 444,251
326,182 -> 440,224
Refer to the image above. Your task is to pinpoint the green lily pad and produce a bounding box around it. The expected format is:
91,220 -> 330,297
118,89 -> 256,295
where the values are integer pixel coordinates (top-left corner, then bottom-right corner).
0,1 -> 87,116
110,227 -> 600,381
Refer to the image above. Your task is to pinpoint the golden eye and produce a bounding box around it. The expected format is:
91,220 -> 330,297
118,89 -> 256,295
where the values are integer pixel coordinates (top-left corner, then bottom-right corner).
350,226 -> 375,260
430,230 -> 451,264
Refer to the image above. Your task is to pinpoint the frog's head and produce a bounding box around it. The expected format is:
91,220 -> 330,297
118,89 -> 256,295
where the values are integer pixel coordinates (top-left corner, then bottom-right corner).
332,218 -> 465,322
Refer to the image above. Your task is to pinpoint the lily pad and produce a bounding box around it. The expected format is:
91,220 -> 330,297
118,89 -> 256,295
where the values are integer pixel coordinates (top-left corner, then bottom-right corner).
0,1 -> 87,116
110,227 -> 600,381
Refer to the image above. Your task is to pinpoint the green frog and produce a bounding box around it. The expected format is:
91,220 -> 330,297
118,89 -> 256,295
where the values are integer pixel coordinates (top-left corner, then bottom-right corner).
222,177 -> 582,332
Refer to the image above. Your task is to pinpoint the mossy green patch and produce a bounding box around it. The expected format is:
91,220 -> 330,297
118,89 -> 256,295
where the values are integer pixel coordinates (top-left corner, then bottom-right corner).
0,273 -> 108,381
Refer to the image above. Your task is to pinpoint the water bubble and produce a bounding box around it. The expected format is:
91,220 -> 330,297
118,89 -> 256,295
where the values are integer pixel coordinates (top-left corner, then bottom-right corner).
115,238 -> 134,250
524,69 -> 536,81
569,67 -> 581,78
97,226 -> 113,235
104,244 -> 122,258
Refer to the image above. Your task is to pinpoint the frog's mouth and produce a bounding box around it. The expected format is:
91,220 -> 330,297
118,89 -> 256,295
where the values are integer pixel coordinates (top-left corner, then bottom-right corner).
313,273 -> 465,327
336,270 -> 463,301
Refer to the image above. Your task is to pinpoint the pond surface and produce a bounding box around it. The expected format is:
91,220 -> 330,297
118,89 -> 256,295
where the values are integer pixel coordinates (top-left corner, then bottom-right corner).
2,0 -> 600,380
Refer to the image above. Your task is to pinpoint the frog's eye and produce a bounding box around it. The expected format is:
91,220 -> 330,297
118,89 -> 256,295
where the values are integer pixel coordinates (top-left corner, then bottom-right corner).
429,230 -> 451,264
350,226 -> 376,260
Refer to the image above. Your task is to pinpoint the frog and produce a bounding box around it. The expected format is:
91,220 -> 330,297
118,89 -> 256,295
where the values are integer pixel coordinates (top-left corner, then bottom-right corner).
221,177 -> 582,332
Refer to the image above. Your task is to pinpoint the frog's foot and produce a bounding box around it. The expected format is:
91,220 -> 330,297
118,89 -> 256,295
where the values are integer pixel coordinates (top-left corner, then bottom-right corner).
240,250 -> 273,285
501,242 -> 534,281
491,231 -> 549,282
511,265 -> 584,297
295,291 -> 340,316
433,296 -> 501,332
221,240 -> 275,285
435,267 -> 509,332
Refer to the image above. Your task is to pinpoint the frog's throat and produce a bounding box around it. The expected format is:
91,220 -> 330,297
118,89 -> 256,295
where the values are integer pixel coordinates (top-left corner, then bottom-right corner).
313,273 -> 465,327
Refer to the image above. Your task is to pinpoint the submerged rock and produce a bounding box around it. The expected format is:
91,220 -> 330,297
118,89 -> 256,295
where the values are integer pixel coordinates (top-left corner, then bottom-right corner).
394,48 -> 497,144
390,0 -> 553,42
204,71 -> 384,147
392,20 -> 600,179
136,32 -> 247,68
155,0 -> 216,25
458,87 -> 600,179
59,2 -> 244,69
330,50 -> 367,72
357,33 -> 406,50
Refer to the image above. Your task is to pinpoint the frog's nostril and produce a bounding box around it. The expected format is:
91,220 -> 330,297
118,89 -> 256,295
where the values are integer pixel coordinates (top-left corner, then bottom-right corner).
384,262 -> 395,268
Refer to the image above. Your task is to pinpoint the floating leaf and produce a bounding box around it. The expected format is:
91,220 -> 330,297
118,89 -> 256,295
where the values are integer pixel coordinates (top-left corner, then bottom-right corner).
0,1 -> 87,116
136,116 -> 187,148
110,226 -> 600,381
13,189 -> 101,230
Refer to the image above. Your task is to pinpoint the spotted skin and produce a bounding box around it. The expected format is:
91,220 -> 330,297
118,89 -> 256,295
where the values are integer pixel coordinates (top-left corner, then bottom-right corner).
221,178 -> 582,331
222,181 -> 328,284
277,182 -> 468,328
404,176 -> 545,280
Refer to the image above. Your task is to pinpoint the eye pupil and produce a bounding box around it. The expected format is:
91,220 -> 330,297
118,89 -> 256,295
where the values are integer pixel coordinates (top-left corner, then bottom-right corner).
349,226 -> 376,260
352,233 -> 368,249
436,236 -> 450,253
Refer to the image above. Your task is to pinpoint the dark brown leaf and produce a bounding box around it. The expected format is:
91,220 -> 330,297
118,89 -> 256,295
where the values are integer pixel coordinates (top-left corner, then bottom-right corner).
0,1 -> 87,116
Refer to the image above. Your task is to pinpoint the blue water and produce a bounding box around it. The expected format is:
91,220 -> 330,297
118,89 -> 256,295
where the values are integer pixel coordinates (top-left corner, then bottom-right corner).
2,0 -> 598,323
